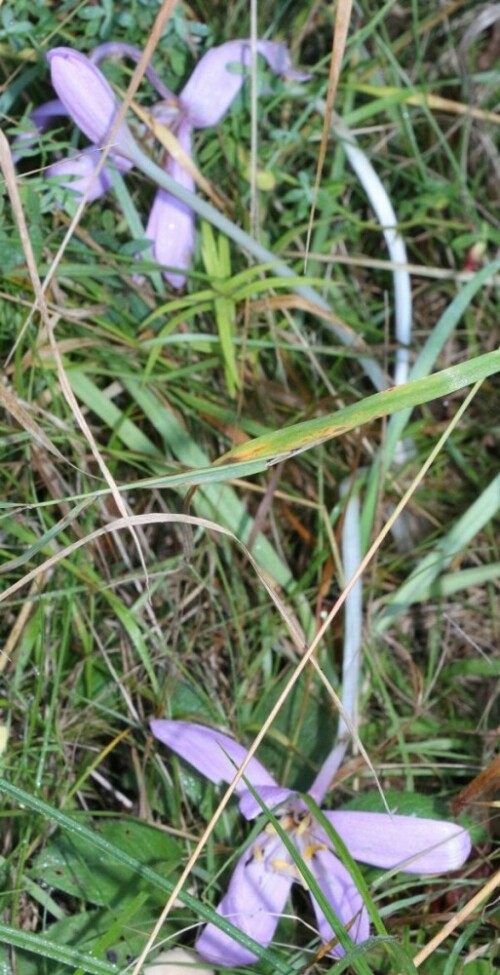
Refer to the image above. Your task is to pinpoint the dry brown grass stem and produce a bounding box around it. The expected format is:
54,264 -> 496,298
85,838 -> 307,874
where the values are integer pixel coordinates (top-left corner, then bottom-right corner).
412,868 -> 500,967
304,0 -> 354,266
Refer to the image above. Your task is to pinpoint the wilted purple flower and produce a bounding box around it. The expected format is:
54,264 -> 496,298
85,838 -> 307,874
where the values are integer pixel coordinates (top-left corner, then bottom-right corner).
150,720 -> 471,966
32,39 -> 303,286
147,39 -> 306,287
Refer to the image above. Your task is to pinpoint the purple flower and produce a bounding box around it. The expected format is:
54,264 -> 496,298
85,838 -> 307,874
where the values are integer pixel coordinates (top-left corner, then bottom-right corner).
145,38 -> 306,287
26,39 -> 303,286
150,719 -> 471,966
147,39 -> 305,286
12,95 -> 132,207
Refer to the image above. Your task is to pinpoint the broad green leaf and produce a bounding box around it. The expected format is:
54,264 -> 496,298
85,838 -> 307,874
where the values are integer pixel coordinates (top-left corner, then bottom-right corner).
30,820 -> 180,908
462,963 -> 498,975
7,901 -> 154,975
337,790 -> 447,819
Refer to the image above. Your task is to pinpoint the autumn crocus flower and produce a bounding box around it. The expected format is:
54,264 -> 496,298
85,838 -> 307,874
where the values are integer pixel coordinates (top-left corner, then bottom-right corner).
39,40 -> 304,286
150,720 -> 471,966
144,39 -> 306,288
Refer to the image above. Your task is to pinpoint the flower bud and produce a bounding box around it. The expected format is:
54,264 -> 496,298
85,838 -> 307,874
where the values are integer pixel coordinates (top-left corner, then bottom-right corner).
47,47 -> 139,160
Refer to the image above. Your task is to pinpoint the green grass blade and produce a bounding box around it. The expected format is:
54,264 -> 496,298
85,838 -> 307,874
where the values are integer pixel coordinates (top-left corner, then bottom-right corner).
218,350 -> 500,467
0,923 -> 118,975
381,259 -> 500,471
303,798 -> 418,975
376,474 -> 500,632
0,777 -> 290,973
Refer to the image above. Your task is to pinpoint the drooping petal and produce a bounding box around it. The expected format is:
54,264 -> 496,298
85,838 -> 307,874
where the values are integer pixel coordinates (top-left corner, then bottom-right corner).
150,719 -> 278,794
90,41 -> 176,100
308,741 -> 348,805
196,831 -> 293,966
238,785 -> 294,821
308,849 -> 369,958
46,153 -> 113,202
47,47 -> 139,159
45,148 -> 132,204
144,120 -> 195,288
179,39 -> 305,129
30,98 -> 68,130
11,99 -> 67,163
324,811 -> 471,874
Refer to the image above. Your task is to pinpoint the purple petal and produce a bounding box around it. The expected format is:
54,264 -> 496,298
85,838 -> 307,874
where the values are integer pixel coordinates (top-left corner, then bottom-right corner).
145,120 -> 195,288
196,831 -> 292,966
30,98 -> 67,129
11,99 -> 67,163
238,785 -> 294,821
308,849 -> 369,957
47,47 -> 138,159
90,42 -> 176,101
46,154 -> 112,202
324,811 -> 471,874
150,719 -> 278,794
46,148 -> 132,203
180,39 -> 304,128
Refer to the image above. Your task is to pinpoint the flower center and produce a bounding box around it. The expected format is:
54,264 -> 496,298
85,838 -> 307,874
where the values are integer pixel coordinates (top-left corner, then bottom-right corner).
252,810 -> 327,885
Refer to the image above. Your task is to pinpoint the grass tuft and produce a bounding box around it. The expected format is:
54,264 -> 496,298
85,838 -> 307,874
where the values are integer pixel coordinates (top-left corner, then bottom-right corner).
1,2 -> 498,973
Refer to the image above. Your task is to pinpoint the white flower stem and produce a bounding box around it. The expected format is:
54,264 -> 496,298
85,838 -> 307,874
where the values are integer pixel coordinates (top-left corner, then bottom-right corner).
330,118 -> 412,386
308,111 -> 413,784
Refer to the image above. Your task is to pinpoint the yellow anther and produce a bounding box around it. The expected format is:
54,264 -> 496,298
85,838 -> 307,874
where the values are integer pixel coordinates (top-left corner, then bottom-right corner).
304,841 -> 328,860
253,844 -> 265,864
295,814 -> 312,837
271,858 -> 300,878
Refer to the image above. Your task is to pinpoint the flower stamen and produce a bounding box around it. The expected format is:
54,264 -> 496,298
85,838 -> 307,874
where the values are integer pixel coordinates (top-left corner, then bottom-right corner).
270,858 -> 300,879
304,841 -> 328,860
